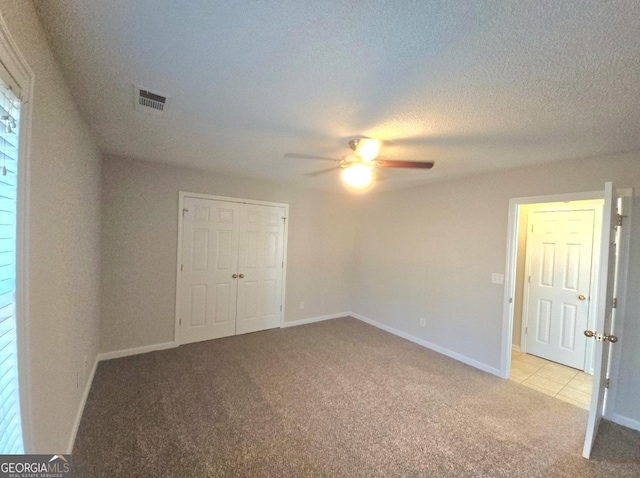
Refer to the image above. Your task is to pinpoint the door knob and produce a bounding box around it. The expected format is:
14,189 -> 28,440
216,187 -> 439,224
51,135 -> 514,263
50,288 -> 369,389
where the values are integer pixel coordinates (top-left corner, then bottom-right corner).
584,330 -> 618,343
578,294 -> 586,300
232,274 -> 238,279
239,274 -> 244,278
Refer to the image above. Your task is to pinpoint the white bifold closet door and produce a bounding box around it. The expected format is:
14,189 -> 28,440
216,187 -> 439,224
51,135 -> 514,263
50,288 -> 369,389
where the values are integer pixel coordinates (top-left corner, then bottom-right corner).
179,197 -> 285,344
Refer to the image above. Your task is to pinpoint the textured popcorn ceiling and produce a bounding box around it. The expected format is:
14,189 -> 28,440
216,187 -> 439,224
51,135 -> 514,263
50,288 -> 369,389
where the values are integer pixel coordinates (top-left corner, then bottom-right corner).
34,0 -> 640,190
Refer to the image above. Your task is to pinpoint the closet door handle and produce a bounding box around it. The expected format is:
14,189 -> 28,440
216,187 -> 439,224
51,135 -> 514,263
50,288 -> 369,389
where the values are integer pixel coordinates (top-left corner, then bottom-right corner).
239,274 -> 244,279
232,274 -> 238,279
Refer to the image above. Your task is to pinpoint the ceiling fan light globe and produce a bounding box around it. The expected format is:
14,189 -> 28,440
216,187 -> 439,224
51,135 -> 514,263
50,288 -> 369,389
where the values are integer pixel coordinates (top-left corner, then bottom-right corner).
356,138 -> 381,162
341,163 -> 374,189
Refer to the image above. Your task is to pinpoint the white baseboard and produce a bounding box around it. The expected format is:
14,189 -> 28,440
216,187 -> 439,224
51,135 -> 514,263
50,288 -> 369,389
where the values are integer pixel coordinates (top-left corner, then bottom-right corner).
97,341 -> 177,361
281,312 -> 349,328
512,344 -> 521,353
67,356 -> 98,454
350,312 -> 502,377
608,413 -> 640,432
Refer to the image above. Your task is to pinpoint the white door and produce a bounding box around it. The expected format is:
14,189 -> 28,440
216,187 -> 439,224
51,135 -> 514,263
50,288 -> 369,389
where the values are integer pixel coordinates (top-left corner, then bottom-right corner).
180,197 -> 240,343
179,197 -> 286,344
236,204 -> 285,334
524,209 -> 595,369
583,183 -> 620,458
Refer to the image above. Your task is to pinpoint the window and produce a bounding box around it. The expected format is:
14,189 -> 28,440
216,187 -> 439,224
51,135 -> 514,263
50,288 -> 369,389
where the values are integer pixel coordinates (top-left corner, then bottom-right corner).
0,66 -> 23,454
0,16 -> 34,455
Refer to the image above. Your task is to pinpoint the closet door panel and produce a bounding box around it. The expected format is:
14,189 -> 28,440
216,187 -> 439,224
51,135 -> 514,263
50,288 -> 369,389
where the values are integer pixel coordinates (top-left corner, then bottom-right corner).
236,205 -> 285,335
180,198 -> 239,343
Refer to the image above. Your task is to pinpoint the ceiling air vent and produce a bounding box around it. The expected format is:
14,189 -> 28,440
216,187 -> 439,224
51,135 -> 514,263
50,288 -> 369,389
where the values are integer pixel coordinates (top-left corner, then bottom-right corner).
134,86 -> 168,115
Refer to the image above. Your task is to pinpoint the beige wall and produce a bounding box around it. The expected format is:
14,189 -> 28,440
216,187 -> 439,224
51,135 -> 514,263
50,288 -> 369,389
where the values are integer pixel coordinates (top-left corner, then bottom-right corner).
1,1 -> 102,452
99,156 -> 356,352
351,153 -> 640,424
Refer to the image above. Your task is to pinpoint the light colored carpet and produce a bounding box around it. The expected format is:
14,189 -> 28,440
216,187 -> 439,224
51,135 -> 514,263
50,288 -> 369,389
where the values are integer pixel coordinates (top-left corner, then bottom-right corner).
73,317 -> 640,477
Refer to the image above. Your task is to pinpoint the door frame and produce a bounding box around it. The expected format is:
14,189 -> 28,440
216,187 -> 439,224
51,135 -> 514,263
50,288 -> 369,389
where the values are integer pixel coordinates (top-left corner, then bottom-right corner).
519,202 -> 602,373
174,192 -> 289,345
500,188 -> 631,382
600,190 -> 633,429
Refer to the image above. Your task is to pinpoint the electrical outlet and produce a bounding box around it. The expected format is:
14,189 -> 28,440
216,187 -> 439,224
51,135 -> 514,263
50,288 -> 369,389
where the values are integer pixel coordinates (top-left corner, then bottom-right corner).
300,301 -> 305,309
491,273 -> 505,285
420,318 -> 426,327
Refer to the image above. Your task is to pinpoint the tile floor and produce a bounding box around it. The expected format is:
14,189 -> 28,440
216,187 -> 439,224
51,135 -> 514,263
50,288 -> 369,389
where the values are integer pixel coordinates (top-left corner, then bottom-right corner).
509,350 -> 593,410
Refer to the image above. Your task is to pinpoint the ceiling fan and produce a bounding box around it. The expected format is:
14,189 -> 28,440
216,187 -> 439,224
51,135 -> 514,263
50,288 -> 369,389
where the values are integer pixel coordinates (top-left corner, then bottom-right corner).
284,138 -> 434,189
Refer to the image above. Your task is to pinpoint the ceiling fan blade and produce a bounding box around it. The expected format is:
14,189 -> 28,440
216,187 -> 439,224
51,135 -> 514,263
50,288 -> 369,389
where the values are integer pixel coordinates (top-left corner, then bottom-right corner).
284,153 -> 340,162
305,166 -> 342,177
375,160 -> 434,169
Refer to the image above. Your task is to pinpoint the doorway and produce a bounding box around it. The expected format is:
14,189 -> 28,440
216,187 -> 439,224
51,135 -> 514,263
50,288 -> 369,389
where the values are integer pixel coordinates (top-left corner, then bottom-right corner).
175,193 -> 289,345
501,185 -> 633,458
509,199 -> 603,409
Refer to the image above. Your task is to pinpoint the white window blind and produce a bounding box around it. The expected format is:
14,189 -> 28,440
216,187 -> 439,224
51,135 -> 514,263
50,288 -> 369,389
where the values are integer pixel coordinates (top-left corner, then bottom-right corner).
0,69 -> 23,454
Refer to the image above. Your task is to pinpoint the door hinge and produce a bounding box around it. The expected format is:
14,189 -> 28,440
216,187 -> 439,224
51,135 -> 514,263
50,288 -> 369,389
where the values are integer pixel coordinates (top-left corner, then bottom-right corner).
612,298 -> 617,308
605,378 -> 610,389
617,214 -> 624,227
282,261 -> 284,268
183,208 -> 189,215
528,275 -> 531,283
525,327 -> 528,334
181,264 -> 183,271
280,305 -> 282,311
179,318 -> 182,326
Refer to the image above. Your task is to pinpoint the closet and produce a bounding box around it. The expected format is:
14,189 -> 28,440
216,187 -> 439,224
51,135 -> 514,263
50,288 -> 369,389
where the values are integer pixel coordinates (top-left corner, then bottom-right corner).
177,195 -> 287,344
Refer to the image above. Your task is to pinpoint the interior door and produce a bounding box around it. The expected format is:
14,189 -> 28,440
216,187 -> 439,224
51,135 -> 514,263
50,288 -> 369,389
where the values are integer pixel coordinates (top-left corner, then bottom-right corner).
583,183 -> 619,458
180,197 -> 240,343
236,204 -> 285,335
525,209 -> 595,369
